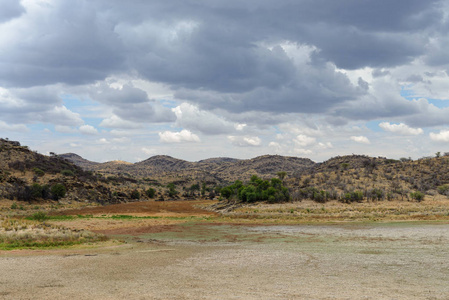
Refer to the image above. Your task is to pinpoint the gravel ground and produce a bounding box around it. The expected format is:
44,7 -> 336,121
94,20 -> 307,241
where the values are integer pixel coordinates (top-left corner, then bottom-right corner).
1,223 -> 449,299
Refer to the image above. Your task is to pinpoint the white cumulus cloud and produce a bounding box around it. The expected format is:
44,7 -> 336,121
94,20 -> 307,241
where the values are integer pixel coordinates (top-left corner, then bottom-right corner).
79,124 -> 98,135
430,130 -> 449,142
228,136 -> 261,147
294,134 -> 316,147
350,136 -> 370,144
379,122 -> 423,135
159,129 -> 200,143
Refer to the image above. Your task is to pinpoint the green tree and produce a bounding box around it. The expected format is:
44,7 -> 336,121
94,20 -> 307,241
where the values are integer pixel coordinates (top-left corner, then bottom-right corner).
30,183 -> 43,199
61,169 -> 75,176
277,171 -> 287,181
410,191 -> 424,202
51,183 -> 66,200
146,188 -> 156,198
130,189 -> 140,200
167,183 -> 178,197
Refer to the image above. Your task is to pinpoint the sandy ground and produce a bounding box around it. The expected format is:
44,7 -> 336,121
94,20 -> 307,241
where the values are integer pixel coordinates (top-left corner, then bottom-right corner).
1,222 -> 449,299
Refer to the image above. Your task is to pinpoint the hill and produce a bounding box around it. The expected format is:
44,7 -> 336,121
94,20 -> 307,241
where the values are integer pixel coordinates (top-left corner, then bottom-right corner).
61,153 -> 316,185
58,153 -> 99,170
0,139 -> 154,204
2,138 -> 449,206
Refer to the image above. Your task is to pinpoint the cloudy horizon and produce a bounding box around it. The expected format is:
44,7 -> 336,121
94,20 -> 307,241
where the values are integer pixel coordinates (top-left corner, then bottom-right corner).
1,0 -> 449,163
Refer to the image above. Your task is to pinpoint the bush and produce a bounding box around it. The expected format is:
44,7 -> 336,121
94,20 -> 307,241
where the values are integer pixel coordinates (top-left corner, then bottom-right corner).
342,190 -> 364,203
410,191 -> 425,202
61,169 -> 75,176
30,211 -> 49,222
33,167 -> 45,177
30,183 -> 43,199
167,183 -> 178,197
146,188 -> 156,198
220,175 -> 290,203
51,184 -> 66,200
130,189 -> 140,200
437,185 -> 449,196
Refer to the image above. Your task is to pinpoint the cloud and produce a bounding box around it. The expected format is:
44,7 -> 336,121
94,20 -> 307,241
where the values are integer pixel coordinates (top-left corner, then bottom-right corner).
99,115 -> 143,129
430,130 -> 449,142
294,134 -> 316,147
1,0 -> 449,162
172,103 -> 236,135
228,136 -> 261,147
44,106 -> 84,126
91,84 -> 176,124
0,0 -> 25,23
55,125 -> 77,134
0,120 -> 27,132
142,147 -> 157,156
159,129 -> 200,143
379,122 -> 423,135
79,125 -> 99,135
350,136 -> 370,144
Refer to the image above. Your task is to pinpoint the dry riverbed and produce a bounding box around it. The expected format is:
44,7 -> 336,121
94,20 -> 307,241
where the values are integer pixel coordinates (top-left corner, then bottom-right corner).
1,199 -> 449,299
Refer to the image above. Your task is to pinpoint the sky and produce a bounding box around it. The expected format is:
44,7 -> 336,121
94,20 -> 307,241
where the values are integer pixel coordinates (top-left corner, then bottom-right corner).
1,0 -> 449,163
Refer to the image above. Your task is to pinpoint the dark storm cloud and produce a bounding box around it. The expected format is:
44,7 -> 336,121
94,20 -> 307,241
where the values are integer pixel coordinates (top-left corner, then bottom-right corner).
0,0 -> 447,122
0,1 -> 125,88
175,56 -> 365,114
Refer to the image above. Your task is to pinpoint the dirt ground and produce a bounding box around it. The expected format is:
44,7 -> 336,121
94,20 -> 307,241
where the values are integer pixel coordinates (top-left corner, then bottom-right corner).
1,200 -> 449,299
53,199 -> 218,217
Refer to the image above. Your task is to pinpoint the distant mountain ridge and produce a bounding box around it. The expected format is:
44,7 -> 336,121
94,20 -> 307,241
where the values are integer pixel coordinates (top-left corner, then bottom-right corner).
60,153 -> 316,184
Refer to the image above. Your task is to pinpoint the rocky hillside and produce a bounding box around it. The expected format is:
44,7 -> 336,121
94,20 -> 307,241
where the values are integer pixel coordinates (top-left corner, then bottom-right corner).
3,138 -> 449,205
0,139 -> 157,204
287,154 -> 449,202
61,153 -> 316,185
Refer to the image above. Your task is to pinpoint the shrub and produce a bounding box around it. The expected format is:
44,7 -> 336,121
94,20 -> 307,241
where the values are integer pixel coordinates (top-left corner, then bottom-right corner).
146,188 -> 156,198
30,211 -> 49,222
51,183 -> 66,200
33,167 -> 45,177
220,175 -> 290,203
410,191 -> 425,202
61,169 -> 75,176
342,190 -> 364,203
30,183 -> 43,199
130,189 -> 140,200
167,183 -> 178,197
437,185 -> 449,196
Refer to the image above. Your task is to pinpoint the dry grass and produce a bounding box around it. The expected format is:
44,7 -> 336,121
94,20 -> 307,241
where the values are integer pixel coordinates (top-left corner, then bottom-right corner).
0,216 -> 107,249
212,196 -> 449,223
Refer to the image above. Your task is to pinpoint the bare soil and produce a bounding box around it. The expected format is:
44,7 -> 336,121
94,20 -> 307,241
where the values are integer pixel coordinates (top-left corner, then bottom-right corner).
1,200 -> 449,299
53,199 -> 218,217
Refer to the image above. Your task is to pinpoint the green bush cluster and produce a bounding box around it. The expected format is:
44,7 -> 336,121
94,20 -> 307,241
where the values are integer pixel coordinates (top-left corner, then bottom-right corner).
342,190 -> 364,203
296,187 -> 338,203
410,191 -> 425,202
437,184 -> 449,196
220,175 -> 290,203
146,188 -> 156,198
12,183 -> 66,201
